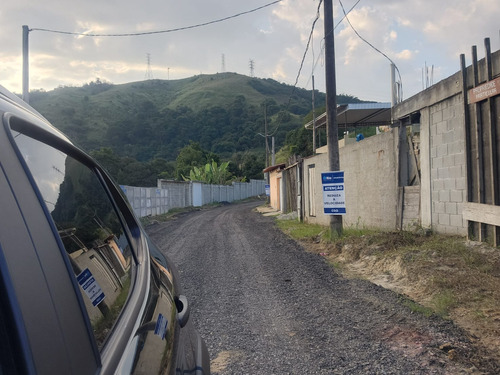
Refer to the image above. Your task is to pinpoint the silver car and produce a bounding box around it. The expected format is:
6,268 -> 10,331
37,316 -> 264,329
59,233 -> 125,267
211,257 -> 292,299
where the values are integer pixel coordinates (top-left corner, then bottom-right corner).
0,85 -> 210,374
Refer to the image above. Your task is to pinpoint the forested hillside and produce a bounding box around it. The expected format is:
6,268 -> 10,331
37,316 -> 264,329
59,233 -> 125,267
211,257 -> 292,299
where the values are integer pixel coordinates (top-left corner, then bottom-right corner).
28,73 -> 364,185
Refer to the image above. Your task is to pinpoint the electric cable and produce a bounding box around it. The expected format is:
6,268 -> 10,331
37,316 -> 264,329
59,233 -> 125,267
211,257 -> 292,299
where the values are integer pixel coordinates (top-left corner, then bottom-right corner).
338,0 -> 403,99
29,0 -> 282,36
267,0 -> 323,137
305,0 -> 362,89
269,0 -> 362,137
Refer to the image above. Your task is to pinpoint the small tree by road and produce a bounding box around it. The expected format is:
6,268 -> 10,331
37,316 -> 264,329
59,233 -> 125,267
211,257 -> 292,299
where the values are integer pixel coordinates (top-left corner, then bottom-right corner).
183,160 -> 237,185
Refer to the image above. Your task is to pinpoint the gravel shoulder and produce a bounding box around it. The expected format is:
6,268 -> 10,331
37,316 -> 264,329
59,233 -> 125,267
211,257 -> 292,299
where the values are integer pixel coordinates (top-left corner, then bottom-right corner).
147,200 -> 499,374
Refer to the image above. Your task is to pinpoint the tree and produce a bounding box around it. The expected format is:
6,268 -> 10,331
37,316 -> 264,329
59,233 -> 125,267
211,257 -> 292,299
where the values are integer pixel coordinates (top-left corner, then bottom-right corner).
175,141 -> 219,180
91,147 -> 122,180
183,160 -> 233,185
149,158 -> 175,180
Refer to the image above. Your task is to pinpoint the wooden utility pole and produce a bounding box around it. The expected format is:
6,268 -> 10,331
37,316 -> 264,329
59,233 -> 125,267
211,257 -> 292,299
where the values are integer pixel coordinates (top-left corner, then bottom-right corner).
312,75 -> 316,154
324,0 -> 343,236
264,104 -> 269,169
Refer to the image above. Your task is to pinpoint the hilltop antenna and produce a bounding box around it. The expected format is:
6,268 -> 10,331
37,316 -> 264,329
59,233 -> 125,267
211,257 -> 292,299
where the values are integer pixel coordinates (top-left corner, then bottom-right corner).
221,54 -> 226,72
249,59 -> 255,77
145,53 -> 154,80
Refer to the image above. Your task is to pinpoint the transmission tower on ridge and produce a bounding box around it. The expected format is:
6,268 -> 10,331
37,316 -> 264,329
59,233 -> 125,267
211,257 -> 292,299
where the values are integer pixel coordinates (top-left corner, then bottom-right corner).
145,53 -> 154,80
221,54 -> 226,72
249,59 -> 255,77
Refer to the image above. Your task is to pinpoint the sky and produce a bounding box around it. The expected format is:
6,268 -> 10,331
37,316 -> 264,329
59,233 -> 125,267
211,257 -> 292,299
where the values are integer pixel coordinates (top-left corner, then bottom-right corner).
1,0 -> 499,103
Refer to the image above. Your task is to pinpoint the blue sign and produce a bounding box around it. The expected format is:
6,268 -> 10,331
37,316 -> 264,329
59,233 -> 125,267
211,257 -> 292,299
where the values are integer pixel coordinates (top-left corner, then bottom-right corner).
77,268 -> 105,307
321,171 -> 346,215
265,184 -> 270,196
321,171 -> 344,184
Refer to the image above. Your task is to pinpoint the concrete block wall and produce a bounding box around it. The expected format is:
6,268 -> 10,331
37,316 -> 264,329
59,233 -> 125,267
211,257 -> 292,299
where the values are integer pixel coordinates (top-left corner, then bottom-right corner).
391,47 -> 500,236
122,179 -> 266,218
302,130 -> 399,230
120,186 -> 173,218
428,94 -> 468,235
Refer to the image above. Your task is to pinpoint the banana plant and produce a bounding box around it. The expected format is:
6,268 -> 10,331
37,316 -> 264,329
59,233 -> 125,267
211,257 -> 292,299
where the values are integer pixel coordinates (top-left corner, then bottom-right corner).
183,160 -> 232,185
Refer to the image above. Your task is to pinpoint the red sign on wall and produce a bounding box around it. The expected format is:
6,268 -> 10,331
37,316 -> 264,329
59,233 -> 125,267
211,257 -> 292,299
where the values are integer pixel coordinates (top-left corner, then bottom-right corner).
468,76 -> 500,104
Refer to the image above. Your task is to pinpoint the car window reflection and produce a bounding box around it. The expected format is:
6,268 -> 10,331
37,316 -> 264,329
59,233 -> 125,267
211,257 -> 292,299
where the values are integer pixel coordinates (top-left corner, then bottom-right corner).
12,132 -> 133,349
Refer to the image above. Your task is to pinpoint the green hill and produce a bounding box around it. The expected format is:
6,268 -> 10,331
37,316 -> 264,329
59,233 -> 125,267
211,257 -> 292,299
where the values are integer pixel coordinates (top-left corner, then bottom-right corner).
27,73 -> 364,183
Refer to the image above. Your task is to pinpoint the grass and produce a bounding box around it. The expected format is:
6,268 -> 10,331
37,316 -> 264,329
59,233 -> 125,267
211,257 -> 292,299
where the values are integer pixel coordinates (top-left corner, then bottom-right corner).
275,219 -> 326,241
399,295 -> 435,318
275,218 -> 380,242
430,289 -> 457,317
273,215 -> 500,346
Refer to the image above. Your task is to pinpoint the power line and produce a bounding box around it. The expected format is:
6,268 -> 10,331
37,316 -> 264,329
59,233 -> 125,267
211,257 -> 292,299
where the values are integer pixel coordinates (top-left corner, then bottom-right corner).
268,0 -> 323,137
290,0 -> 323,92
269,0 -> 362,137
29,0 -> 282,37
305,0 -> 362,89
338,0 -> 403,99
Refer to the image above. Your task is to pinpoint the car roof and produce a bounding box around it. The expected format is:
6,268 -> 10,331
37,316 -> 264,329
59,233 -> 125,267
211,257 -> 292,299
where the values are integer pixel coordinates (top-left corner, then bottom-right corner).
0,85 -> 73,144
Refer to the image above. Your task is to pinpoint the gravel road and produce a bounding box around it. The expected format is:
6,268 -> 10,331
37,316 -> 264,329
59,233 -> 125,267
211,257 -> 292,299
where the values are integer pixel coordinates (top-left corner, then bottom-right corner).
147,200 -> 496,374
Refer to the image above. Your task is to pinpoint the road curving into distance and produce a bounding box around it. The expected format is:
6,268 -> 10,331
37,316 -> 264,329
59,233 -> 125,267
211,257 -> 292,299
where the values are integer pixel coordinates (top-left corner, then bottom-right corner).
147,199 -> 498,375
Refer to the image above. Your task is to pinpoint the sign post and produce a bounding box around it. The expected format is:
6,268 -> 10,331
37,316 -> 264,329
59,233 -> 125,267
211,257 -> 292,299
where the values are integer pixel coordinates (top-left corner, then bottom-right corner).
322,171 -> 346,215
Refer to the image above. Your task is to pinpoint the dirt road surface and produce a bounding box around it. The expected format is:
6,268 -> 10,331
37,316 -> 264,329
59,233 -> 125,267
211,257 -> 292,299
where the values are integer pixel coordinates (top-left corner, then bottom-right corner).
147,200 -> 497,374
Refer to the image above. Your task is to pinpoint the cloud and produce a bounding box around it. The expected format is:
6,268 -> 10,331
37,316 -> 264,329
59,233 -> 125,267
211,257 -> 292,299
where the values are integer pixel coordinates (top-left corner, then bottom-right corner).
0,0 -> 499,103
387,30 -> 397,42
396,49 -> 413,60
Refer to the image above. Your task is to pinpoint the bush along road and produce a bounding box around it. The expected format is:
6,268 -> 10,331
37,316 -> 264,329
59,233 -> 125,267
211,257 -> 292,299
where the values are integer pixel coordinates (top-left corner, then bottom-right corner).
146,200 -> 499,374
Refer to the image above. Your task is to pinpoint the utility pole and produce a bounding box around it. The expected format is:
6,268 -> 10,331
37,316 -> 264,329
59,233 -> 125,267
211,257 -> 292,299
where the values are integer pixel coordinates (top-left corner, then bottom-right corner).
312,75 -> 316,154
22,25 -> 30,103
264,104 -> 269,169
271,136 -> 275,166
324,0 -> 343,236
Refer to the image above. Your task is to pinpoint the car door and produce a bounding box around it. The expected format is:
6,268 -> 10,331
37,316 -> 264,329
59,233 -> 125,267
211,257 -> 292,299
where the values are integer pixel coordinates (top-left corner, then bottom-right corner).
1,109 -> 180,374
0,112 -> 99,374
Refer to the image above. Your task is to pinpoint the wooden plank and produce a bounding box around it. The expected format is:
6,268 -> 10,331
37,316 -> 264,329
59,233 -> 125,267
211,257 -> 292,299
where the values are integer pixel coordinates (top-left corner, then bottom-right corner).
462,202 -> 500,227
472,46 -> 486,206
460,54 -> 478,240
460,54 -> 474,203
484,38 -> 499,245
472,46 -> 486,241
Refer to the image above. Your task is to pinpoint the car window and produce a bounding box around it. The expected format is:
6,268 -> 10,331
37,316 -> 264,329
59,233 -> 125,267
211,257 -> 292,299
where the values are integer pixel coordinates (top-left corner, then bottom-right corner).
11,131 -> 134,350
